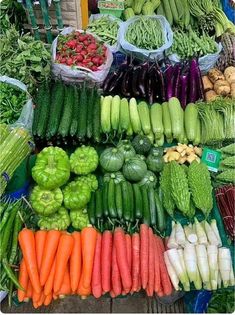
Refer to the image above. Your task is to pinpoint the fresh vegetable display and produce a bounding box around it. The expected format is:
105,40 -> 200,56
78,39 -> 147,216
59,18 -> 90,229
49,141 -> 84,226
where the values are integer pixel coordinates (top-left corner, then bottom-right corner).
55,31 -> 107,71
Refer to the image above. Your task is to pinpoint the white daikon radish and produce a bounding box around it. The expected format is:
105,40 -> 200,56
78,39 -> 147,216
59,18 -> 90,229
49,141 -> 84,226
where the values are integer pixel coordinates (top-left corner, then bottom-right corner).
178,249 -> 190,291
164,251 -> 180,291
196,244 -> 210,287
218,247 -> 231,288
217,270 -> 222,289
210,219 -> 222,247
229,257 -> 235,286
194,218 -> 208,245
167,221 -> 178,249
175,222 -> 186,247
184,223 -> 198,244
184,243 -> 202,290
204,221 -> 219,246
166,248 -> 189,291
207,245 -> 218,290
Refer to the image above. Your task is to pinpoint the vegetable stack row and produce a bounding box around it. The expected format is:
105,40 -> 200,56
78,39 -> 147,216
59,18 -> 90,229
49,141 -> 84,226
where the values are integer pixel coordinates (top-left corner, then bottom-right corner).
17,225 -> 173,308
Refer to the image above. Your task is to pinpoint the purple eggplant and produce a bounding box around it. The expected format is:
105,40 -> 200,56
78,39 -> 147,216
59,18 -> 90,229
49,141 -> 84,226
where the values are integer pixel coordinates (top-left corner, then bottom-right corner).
108,63 -> 128,94
195,61 -> 204,101
102,71 -> 118,93
164,64 -> 174,100
131,65 -> 142,97
138,61 -> 149,98
188,59 -> 199,103
155,62 -> 166,102
173,64 -> 181,98
121,64 -> 134,97
180,72 -> 189,109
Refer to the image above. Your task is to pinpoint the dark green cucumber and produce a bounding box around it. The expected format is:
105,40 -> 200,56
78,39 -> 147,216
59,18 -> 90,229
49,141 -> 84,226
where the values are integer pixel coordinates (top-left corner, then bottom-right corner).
77,83 -> 87,140
127,183 -> 134,223
95,189 -> 103,219
155,189 -> 166,232
86,87 -> 95,139
148,187 -> 157,227
92,91 -> 101,143
70,86 -> 80,137
36,82 -> 51,138
46,81 -> 65,139
87,192 -> 96,225
140,186 -> 150,226
108,179 -> 117,218
121,181 -> 131,222
103,182 -> 109,217
115,183 -> 123,220
133,184 -> 143,219
57,85 -> 74,138
32,83 -> 45,136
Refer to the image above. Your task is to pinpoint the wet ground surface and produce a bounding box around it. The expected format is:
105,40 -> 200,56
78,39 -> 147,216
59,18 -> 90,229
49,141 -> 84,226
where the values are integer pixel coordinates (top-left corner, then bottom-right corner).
1,291 -> 185,313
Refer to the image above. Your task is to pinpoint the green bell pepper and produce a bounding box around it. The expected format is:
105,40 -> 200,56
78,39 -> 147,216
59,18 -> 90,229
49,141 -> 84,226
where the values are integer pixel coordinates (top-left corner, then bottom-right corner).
32,147 -> 70,189
30,185 -> 63,216
70,209 -> 89,230
63,181 -> 91,210
75,174 -> 98,192
38,206 -> 70,230
70,145 -> 99,175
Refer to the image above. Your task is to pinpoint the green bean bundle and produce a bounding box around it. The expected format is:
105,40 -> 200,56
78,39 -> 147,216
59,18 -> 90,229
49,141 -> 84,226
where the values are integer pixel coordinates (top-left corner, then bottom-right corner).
125,17 -> 163,50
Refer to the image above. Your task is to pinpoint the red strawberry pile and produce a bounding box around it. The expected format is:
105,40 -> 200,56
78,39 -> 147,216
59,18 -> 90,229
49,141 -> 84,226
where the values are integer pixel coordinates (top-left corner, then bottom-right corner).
56,31 -> 107,71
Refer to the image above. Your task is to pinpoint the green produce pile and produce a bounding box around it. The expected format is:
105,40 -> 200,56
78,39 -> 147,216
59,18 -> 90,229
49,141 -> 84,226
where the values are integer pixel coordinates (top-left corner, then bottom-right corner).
123,0 -> 161,19
0,26 -> 51,93
87,16 -> 120,46
168,27 -> 218,59
207,290 -> 235,313
216,143 -> 235,185
0,82 -> 28,124
125,17 -> 163,50
30,146 -> 99,231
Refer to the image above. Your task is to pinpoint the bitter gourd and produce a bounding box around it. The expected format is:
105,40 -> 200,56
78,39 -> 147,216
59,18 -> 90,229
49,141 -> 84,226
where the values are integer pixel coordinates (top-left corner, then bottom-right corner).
160,163 -> 175,217
221,156 -> 235,168
216,169 -> 235,184
188,161 -> 213,217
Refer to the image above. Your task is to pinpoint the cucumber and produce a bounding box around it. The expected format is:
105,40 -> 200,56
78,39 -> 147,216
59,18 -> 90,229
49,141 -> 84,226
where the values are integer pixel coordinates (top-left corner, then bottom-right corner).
108,179 -> 117,218
77,83 -> 88,140
193,118 -> 201,145
155,133 -> 164,147
150,103 -> 163,139
126,121 -> 133,137
119,98 -> 130,133
70,87 -> 80,137
129,98 -> 141,134
102,182 -> 109,217
121,181 -> 131,222
32,83 -> 44,136
148,187 -> 157,227
168,97 -> 183,140
93,92 -> 101,143
147,130 -> 155,144
185,103 -> 198,142
155,189 -> 166,232
140,186 -> 150,226
36,82 -> 51,138
138,101 -> 151,135
95,189 -> 103,219
87,192 -> 96,225
101,95 -> 112,134
133,184 -> 143,219
115,183 -> 123,220
57,85 -> 74,138
127,182 -> 134,223
111,95 -> 120,132
86,87 -> 95,139
162,102 -> 172,139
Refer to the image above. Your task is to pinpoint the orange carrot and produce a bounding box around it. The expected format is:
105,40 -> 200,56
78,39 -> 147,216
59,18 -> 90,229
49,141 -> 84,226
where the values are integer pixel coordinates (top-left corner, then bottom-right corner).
35,230 -> 47,270
111,240 -> 122,297
18,229 -> 41,294
37,292 -> 45,307
44,293 -> 52,306
26,280 -> 33,299
140,224 -> 149,289
44,259 -> 56,296
40,230 -> 61,286
53,293 -> 58,300
77,273 -> 91,297
81,227 -> 97,289
32,290 -> 41,304
70,232 -> 82,293
17,259 -> 29,302
33,301 -> 38,309
101,230 -> 112,293
147,228 -> 154,297
153,236 -> 162,296
57,265 -> 71,296
131,233 -> 140,292
125,234 -> 132,272
53,233 -> 74,293
114,228 -> 132,292
91,232 -> 102,298
155,236 -> 173,296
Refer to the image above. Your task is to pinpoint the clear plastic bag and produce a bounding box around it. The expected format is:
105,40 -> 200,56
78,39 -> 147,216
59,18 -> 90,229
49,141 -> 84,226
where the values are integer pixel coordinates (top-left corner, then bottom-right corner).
118,15 -> 173,61
89,14 -> 121,53
0,76 -> 34,132
51,27 -> 113,83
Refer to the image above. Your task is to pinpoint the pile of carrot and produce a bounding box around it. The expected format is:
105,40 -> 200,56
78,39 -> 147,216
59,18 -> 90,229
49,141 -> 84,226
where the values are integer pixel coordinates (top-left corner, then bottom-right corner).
17,224 -> 173,309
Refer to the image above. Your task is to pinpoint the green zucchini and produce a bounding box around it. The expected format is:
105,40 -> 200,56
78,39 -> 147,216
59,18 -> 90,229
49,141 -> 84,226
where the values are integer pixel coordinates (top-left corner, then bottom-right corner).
115,183 -> 123,220
127,182 -> 134,223
32,83 -> 44,136
101,95 -> 112,134
185,103 -> 198,142
148,187 -> 157,227
57,85 -> 74,138
108,179 -> 117,218
155,189 -> 166,232
140,186 -> 150,225
102,182 -> 109,217
162,102 -> 172,139
77,83 -> 88,140
70,87 -> 80,137
168,97 -> 183,140
95,189 -> 103,219
121,181 -> 131,222
36,82 -> 51,138
93,91 -> 101,143
119,98 -> 130,133
86,87 -> 95,139
150,103 -> 163,139
133,184 -> 143,219
87,192 -> 96,225
138,101 -> 151,135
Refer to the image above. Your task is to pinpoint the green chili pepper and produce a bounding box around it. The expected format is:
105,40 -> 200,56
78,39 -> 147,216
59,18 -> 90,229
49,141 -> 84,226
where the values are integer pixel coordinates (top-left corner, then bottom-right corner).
2,258 -> 24,290
9,213 -> 22,264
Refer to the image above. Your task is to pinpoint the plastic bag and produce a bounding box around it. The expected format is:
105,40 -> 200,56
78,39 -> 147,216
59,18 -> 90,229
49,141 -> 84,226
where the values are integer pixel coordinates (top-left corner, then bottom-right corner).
118,15 -> 173,60
88,14 -> 121,53
168,42 -> 222,75
0,76 -> 34,132
221,0 -> 235,23
184,290 -> 212,313
51,27 -> 113,83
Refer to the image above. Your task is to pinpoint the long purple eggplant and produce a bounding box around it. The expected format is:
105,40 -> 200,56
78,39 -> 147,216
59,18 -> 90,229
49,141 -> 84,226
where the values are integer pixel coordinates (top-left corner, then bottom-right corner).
195,60 -> 204,101
173,64 -> 181,98
146,67 -> 156,104
180,72 -> 189,109
138,61 -> 149,98
188,59 -> 198,103
164,64 -> 174,100
131,65 -> 142,97
108,63 -> 128,93
121,64 -> 134,97
155,62 -> 166,102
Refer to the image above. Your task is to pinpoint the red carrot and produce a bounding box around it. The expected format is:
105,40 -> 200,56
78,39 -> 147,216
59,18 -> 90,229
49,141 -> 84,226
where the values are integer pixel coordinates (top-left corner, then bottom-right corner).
125,234 -> 132,272
140,224 -> 149,289
91,232 -> 102,298
70,232 -> 82,293
153,236 -> 162,296
111,241 -> 122,297
147,228 -> 154,297
110,290 -> 116,298
101,230 -> 112,293
131,233 -> 140,292
114,228 -> 132,292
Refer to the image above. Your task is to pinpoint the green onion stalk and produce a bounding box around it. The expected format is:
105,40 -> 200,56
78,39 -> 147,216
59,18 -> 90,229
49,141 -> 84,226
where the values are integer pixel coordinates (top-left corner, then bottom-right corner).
39,0 -> 53,43
53,0 -> 64,31
25,0 -> 40,40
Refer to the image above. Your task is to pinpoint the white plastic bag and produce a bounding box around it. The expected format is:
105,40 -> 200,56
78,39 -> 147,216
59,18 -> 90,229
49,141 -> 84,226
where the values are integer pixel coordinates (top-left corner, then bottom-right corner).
88,14 -> 121,53
51,27 -> 113,83
118,15 -> 173,60
0,76 -> 34,132
168,43 -> 222,74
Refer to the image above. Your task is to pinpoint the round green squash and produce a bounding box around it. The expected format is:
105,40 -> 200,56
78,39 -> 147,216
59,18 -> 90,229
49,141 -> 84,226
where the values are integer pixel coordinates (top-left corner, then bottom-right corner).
123,157 -> 147,181
146,153 -> 164,172
100,147 -> 124,172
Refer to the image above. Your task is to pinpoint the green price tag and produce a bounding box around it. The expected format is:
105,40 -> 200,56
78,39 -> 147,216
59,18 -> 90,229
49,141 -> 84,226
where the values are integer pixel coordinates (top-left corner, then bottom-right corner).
201,147 -> 221,172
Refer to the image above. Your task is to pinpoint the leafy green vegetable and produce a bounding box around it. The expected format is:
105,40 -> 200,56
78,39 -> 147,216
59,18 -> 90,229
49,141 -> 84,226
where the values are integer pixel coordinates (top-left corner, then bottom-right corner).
207,290 -> 235,313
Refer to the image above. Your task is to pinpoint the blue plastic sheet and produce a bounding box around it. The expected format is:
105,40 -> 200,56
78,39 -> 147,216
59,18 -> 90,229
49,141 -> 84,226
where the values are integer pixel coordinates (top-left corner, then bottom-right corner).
184,290 -> 213,313
221,0 -> 235,23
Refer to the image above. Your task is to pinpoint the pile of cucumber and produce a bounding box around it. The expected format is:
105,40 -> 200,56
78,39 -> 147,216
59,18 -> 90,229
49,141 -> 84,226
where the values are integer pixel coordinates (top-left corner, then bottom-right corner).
87,178 -> 166,234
